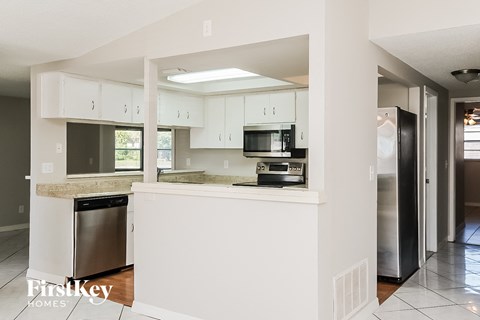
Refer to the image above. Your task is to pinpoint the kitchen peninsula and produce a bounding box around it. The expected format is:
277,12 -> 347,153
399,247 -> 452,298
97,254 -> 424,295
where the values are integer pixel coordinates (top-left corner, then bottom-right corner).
131,182 -> 324,320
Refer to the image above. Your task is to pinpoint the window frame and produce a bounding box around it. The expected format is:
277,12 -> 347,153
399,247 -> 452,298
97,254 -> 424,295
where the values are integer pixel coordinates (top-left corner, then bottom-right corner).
114,126 -> 144,172
157,128 -> 174,170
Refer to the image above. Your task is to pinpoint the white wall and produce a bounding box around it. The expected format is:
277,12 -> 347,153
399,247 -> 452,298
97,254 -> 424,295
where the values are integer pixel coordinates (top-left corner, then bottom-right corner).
0,96 -> 30,229
175,129 -> 257,176
369,0 -> 480,39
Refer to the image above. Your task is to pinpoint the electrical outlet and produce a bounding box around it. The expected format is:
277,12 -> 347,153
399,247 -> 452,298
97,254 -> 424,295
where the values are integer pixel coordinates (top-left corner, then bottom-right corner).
186,158 -> 191,167
224,160 -> 229,169
18,205 -> 24,214
203,20 -> 212,37
89,158 -> 93,165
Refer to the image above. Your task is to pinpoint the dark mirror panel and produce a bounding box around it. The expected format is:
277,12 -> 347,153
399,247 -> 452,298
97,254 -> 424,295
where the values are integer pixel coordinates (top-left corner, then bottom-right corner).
67,123 -> 116,174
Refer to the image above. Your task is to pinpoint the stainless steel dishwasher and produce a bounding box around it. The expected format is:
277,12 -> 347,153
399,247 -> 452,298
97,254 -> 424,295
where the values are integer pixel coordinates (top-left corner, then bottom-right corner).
73,195 -> 128,279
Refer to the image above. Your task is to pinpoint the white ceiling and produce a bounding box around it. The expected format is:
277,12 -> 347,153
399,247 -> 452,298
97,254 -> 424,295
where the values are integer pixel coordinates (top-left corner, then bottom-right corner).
373,24 -> 480,95
0,0 -> 201,98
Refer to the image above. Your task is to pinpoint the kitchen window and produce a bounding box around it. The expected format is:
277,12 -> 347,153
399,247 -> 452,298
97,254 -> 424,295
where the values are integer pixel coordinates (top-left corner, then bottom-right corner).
115,127 -> 143,171
157,129 -> 173,170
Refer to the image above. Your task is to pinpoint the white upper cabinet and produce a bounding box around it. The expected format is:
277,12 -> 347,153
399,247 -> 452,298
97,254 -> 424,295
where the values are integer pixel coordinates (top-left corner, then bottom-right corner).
101,82 -> 132,123
190,95 -> 245,149
295,90 -> 309,148
244,91 -> 296,124
131,87 -> 144,123
224,96 -> 245,148
158,91 -> 204,127
41,73 -> 101,120
41,72 -> 143,123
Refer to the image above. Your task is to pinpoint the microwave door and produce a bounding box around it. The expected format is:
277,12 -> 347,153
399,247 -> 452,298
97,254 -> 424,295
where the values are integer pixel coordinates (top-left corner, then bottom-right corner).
243,129 -> 289,157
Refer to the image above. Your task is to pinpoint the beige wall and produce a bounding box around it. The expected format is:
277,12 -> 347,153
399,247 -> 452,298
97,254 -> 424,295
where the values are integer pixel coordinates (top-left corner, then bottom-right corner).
378,82 -> 409,109
0,96 -> 30,228
465,161 -> 480,204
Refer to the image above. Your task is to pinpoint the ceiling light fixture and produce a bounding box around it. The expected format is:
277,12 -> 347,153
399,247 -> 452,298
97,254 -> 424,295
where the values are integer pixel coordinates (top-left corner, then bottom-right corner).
167,68 -> 260,84
451,69 -> 480,84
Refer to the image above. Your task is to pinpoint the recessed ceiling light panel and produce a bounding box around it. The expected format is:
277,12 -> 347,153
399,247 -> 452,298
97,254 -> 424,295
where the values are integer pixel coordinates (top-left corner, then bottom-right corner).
167,68 -> 260,84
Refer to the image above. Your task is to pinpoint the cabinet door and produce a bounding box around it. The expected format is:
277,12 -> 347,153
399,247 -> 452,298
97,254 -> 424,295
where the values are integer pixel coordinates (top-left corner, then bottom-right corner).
244,94 -> 269,124
158,91 -> 180,126
183,95 -> 204,127
295,90 -> 309,148
126,210 -> 134,265
64,77 -> 101,120
206,97 -> 226,148
101,83 -> 132,123
224,96 -> 245,148
269,91 -> 296,123
131,87 -> 144,123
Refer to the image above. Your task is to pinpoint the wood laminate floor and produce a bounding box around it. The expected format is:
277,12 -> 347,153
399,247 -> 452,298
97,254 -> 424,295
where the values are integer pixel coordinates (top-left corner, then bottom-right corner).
377,281 -> 401,304
81,267 -> 134,307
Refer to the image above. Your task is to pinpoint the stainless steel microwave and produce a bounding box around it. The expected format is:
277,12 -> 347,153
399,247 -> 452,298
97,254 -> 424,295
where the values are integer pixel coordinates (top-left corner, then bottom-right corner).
243,124 -> 306,158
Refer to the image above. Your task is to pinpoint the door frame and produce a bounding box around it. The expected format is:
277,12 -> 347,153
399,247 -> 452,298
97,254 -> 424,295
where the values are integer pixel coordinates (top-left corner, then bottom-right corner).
448,97 -> 480,241
424,86 -> 438,252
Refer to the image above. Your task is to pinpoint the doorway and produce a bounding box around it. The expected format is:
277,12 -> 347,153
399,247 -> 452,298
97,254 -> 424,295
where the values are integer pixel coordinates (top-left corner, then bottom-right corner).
424,87 -> 438,254
451,99 -> 480,245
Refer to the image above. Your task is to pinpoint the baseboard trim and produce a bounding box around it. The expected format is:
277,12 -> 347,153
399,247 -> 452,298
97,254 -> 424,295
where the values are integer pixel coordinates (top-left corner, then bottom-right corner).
0,223 -> 29,233
132,301 -> 205,320
26,268 -> 67,285
465,202 -> 480,207
350,298 -> 380,320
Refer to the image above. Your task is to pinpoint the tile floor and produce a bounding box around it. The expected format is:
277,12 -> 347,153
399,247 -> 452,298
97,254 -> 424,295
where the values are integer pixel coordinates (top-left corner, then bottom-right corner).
372,241 -> 480,320
5,228 -> 480,320
457,206 -> 480,245
0,229 -> 150,320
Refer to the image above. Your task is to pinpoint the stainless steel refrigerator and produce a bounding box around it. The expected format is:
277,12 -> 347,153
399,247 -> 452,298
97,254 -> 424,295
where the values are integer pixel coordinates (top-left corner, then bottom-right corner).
377,107 -> 418,283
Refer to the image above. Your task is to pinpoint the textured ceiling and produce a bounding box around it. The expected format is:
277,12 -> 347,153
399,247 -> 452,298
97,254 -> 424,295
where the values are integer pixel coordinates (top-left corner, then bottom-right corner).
0,0 -> 201,98
373,24 -> 480,96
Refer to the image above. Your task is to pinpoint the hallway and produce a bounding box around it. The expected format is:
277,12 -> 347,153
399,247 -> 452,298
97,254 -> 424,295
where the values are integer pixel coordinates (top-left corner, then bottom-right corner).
457,206 -> 480,245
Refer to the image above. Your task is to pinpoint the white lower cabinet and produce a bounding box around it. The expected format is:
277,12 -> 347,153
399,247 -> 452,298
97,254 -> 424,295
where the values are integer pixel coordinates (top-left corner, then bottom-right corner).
190,96 -> 244,149
158,90 -> 204,127
295,90 -> 309,148
126,195 -> 134,265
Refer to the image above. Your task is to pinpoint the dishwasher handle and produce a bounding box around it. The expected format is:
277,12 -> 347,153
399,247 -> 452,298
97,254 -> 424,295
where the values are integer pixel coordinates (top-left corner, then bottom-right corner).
74,195 -> 129,212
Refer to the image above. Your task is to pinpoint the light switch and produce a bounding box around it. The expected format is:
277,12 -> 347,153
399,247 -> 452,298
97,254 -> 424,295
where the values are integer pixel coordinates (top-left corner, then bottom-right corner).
56,143 -> 62,154
369,165 -> 375,181
42,162 -> 54,174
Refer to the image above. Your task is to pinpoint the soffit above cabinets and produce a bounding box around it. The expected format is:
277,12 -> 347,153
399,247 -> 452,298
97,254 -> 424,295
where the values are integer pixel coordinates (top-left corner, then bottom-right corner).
65,35 -> 310,95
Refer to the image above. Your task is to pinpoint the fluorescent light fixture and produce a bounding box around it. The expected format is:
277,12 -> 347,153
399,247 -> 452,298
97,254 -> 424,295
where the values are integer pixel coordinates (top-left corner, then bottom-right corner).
167,68 -> 259,84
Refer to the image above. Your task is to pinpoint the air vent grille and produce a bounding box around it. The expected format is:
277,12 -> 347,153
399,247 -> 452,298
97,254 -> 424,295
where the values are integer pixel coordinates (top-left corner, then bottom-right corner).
333,259 -> 368,320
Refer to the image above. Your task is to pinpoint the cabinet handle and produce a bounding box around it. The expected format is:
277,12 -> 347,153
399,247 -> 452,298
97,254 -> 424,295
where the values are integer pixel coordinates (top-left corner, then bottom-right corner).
301,132 -> 304,140
136,106 -> 140,114
131,224 -> 134,232
124,105 -> 128,114
273,106 -> 276,115
177,110 -> 180,118
229,133 -> 232,141
187,111 -> 190,119
263,107 -> 266,116
91,101 -> 95,110
219,133 -> 222,141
